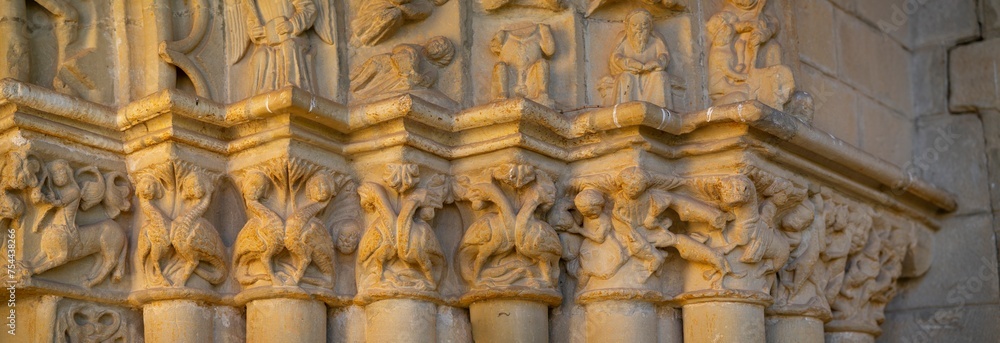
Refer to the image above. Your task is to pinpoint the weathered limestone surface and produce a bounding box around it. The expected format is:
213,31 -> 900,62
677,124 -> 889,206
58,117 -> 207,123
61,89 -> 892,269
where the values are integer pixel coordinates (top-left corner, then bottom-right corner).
0,0 -> 978,342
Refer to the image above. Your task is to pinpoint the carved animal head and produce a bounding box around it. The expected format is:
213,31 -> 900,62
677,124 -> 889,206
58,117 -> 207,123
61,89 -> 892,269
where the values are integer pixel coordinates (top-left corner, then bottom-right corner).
714,175 -> 755,209
1,151 -> 39,190
306,172 -> 337,203
240,171 -> 270,201
135,174 -> 163,201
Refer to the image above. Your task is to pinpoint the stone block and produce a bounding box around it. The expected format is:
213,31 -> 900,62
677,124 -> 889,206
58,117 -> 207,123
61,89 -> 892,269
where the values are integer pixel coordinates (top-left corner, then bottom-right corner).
828,0 -> 913,47
983,0 -> 1000,39
880,303 -> 1000,343
913,114 -> 991,215
950,39 -> 1000,112
798,63 -> 860,145
888,214 -> 1000,311
836,9 -> 913,114
859,97 -> 913,166
911,47 -> 949,117
913,0 -> 980,48
794,0 -> 838,74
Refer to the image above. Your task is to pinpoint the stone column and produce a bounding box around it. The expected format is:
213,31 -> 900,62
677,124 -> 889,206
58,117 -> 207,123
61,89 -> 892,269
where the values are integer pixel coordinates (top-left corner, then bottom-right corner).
583,299 -> 658,342
246,298 -> 326,343
143,300 -> 214,343
677,291 -> 770,343
453,161 -> 563,343
766,315 -> 824,343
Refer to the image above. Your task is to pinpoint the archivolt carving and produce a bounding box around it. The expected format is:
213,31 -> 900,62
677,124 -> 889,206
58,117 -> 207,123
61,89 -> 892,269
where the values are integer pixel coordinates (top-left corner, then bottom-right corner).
33,0 -> 99,100
233,158 -> 359,289
350,36 -> 456,103
585,0 -> 684,17
56,302 -> 131,343
599,9 -> 672,108
558,168 -> 733,291
455,164 -> 561,291
356,164 -> 447,297
1,151 -> 132,288
225,0 -> 337,94
351,0 -> 449,47
706,0 -> 797,111
491,23 -> 556,107
134,161 -> 227,288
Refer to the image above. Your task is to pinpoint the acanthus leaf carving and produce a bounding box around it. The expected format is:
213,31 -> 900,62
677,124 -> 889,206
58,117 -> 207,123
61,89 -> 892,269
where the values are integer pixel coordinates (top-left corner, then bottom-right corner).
455,163 -> 561,293
2,151 -> 132,289
356,164 -> 447,300
134,161 -> 227,288
350,0 -> 450,47
233,157 -> 359,290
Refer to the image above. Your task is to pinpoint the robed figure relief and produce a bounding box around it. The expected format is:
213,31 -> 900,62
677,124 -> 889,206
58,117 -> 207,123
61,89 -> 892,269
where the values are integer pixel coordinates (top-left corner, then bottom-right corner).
225,0 -> 336,95
600,9 -> 672,108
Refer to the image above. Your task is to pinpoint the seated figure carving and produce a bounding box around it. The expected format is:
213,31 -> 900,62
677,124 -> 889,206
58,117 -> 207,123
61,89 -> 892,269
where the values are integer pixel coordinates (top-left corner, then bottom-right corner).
600,9 -> 672,108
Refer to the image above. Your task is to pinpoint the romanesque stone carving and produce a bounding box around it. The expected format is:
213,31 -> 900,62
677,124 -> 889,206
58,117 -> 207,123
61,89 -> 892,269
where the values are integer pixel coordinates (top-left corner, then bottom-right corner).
770,191 -> 826,316
706,0 -> 795,111
134,161 -> 227,288
351,0 -> 449,47
481,0 -> 562,12
2,152 -> 132,288
819,192 -> 875,313
559,168 -> 733,292
225,0 -> 337,94
350,36 -> 456,103
233,158 -> 359,289
585,0 -> 684,17
491,23 -> 556,107
599,9 -> 672,108
159,0 -> 214,99
455,164 -> 561,291
356,164 -> 447,298
56,302 -> 130,342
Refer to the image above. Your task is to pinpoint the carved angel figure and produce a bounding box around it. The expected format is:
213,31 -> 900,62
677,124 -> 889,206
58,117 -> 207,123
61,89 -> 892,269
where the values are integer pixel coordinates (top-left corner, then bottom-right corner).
350,36 -> 456,103
491,23 -> 556,107
24,159 -> 130,288
351,0 -> 450,47
706,0 -> 796,110
225,0 -> 336,94
600,9 -> 672,108
357,165 -> 446,294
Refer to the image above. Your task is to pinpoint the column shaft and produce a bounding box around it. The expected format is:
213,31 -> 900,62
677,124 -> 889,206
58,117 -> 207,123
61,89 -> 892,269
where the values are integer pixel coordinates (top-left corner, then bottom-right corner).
470,299 -> 548,343
766,315 -> 824,343
143,300 -> 213,343
683,301 -> 765,343
365,299 -> 437,343
585,300 -> 657,343
247,298 -> 326,343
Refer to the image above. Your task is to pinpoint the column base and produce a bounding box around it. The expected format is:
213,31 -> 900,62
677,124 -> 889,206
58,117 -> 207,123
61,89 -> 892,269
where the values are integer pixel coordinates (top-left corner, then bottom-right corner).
765,315 -> 824,343
470,299 -> 548,343
247,298 -> 326,343
365,298 -> 437,343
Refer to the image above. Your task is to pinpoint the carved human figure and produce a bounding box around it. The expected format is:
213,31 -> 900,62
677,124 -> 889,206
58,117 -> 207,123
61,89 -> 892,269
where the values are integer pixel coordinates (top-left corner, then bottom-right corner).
772,196 -> 824,311
571,189 -> 626,289
350,36 -> 456,102
710,175 -> 790,279
706,0 -> 795,110
351,0 -> 449,47
481,0 -> 562,11
233,171 -> 285,286
600,9 -> 672,108
283,172 -> 338,288
26,160 -> 129,288
491,23 -> 556,107
168,173 -> 228,286
225,0 -> 336,94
